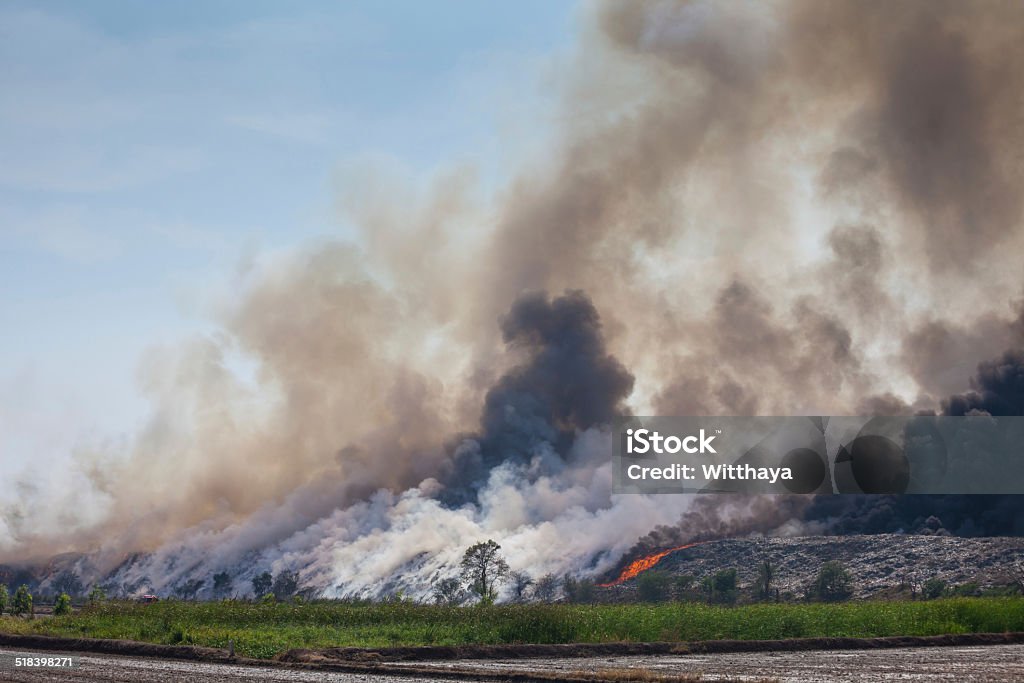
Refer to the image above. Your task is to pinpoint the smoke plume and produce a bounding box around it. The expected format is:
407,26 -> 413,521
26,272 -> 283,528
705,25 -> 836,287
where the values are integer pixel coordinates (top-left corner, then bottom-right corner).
4,0 -> 1024,597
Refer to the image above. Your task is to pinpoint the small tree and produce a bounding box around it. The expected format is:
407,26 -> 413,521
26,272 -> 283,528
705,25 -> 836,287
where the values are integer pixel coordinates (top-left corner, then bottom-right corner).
637,571 -> 672,602
271,570 -> 299,600
922,578 -> 946,600
87,585 -> 106,604
212,571 -> 233,598
562,574 -> 595,603
0,584 -> 8,614
755,558 -> 774,600
12,585 -> 32,617
702,569 -> 738,604
54,592 -> 72,616
509,571 -> 533,603
808,561 -> 853,602
252,572 -> 273,598
460,540 -> 509,603
674,574 -> 698,601
532,574 -> 560,602
432,577 -> 466,606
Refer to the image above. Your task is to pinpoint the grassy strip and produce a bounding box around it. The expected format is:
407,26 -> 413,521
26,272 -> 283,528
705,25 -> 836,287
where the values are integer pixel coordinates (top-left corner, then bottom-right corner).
1,598 -> 1022,660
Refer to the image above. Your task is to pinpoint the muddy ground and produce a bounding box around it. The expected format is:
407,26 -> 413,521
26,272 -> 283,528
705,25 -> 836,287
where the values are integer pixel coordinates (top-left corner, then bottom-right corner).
4,644 -> 1024,682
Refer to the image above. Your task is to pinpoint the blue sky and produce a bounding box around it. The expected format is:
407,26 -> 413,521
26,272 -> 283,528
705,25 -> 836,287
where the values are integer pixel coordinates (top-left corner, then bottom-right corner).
0,1 -> 578,472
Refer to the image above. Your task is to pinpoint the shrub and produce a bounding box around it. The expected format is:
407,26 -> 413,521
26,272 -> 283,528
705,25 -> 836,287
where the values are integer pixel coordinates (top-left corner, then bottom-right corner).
12,584 -> 33,616
637,571 -> 672,603
951,582 -> 982,597
54,592 -> 72,616
432,577 -> 466,606
252,572 -> 273,598
562,575 -> 596,603
271,570 -> 299,600
808,561 -> 853,602
87,585 -> 106,604
703,569 -> 738,604
212,571 -> 233,598
674,574 -> 698,601
922,578 -> 946,600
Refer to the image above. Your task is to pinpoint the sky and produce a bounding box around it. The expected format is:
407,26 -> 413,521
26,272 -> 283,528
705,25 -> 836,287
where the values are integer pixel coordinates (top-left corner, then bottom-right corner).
0,1 -> 578,476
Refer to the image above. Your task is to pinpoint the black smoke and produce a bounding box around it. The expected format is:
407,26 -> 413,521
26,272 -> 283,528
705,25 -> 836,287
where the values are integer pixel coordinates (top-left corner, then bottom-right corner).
619,346 -> 1024,569
802,349 -> 1024,536
943,350 -> 1024,417
441,290 -> 633,503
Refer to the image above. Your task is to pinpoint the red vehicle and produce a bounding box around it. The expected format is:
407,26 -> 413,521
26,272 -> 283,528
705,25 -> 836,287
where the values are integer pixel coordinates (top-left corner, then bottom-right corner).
138,594 -> 159,604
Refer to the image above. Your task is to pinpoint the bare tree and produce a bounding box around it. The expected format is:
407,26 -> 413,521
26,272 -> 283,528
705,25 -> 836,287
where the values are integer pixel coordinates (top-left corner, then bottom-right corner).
532,574 -> 560,602
508,570 -> 533,602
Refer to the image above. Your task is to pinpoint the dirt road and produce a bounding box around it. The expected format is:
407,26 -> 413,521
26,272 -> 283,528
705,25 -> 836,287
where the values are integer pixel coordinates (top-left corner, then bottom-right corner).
0,648 -> 436,683
410,643 -> 1024,681
4,644 -> 1024,681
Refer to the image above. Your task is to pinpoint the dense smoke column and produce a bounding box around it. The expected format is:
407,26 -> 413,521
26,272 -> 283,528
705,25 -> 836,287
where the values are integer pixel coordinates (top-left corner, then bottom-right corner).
441,290 -> 633,504
6,0 -> 1024,592
803,350 -> 1024,536
618,347 -> 1024,568
943,350 -> 1024,417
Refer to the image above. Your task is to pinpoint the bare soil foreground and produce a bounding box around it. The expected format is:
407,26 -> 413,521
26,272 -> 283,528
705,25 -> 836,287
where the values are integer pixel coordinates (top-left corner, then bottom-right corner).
4,644 -> 1024,682
4,634 -> 1024,682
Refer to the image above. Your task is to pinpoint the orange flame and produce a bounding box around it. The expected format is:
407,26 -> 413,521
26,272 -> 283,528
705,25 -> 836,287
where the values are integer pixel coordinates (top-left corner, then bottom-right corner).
597,542 -> 705,587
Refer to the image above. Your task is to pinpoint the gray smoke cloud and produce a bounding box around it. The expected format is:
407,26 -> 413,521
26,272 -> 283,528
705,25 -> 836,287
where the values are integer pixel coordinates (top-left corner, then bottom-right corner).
4,0 -> 1024,596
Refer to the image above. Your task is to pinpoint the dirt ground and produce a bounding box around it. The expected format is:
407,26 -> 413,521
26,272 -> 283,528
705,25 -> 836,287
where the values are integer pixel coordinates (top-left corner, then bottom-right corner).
407,644 -> 1024,681
4,644 -> 1024,682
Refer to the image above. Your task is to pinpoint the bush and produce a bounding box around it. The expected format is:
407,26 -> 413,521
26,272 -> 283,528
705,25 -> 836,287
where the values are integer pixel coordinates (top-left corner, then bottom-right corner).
212,571 -> 233,598
0,584 -> 8,615
252,572 -> 273,598
808,561 -> 853,602
12,584 -> 33,617
562,575 -> 595,604
87,585 -> 106,604
432,577 -> 466,606
271,570 -> 299,600
637,571 -> 672,603
674,574 -> 698,601
54,592 -> 72,616
702,569 -> 738,604
922,578 -> 946,600
951,582 -> 981,598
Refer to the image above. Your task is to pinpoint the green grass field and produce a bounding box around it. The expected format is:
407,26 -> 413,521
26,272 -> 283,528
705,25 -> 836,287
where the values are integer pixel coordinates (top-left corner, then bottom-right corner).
2,598 -> 1023,659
